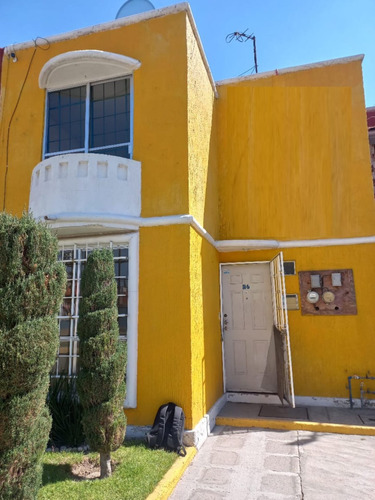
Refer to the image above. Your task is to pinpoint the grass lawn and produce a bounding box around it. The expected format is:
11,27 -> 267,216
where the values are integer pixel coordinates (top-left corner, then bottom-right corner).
38,441 -> 177,500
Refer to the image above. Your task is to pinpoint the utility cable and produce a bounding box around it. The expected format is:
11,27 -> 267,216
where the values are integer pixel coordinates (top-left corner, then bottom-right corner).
2,37 -> 48,211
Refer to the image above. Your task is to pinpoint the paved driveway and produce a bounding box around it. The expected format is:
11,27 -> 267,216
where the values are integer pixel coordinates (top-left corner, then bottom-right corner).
170,426 -> 375,499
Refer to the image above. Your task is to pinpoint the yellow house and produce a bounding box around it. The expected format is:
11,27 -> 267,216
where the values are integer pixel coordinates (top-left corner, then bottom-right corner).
1,2 -> 374,446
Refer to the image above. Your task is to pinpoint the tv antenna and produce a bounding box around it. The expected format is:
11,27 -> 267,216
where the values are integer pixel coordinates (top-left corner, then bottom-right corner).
226,29 -> 258,75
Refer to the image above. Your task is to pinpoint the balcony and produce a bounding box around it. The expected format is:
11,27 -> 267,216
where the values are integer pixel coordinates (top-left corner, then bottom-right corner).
29,153 -> 141,235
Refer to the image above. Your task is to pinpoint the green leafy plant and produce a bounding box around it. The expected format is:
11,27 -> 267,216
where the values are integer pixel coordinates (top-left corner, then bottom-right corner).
77,249 -> 127,478
0,213 -> 66,499
47,375 -> 85,448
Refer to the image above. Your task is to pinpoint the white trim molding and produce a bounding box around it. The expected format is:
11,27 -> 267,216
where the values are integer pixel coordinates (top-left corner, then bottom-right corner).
44,212 -> 375,251
216,54 -> 364,87
39,50 -> 141,90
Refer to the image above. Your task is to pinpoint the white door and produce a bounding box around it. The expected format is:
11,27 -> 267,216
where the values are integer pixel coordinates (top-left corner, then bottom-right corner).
222,263 -> 277,393
270,253 -> 295,407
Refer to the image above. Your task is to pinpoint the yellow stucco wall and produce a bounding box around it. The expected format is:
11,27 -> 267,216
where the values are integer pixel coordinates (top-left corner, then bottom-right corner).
186,19 -> 219,238
217,60 -> 375,240
220,244 -> 375,401
129,225 -> 222,429
127,225 -> 193,426
189,228 -> 223,426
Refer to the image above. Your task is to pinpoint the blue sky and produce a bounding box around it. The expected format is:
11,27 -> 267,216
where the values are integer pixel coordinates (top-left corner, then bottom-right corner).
1,0 -> 374,106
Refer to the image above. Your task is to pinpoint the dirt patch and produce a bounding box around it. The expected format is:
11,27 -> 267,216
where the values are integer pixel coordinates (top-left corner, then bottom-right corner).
71,456 -> 101,480
71,456 -> 118,480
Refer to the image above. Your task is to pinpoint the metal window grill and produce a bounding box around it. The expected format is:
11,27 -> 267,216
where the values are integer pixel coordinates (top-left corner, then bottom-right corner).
53,242 -> 129,376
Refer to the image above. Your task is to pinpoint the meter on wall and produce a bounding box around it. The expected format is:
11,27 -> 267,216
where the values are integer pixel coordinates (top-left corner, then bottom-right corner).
306,291 -> 319,304
322,291 -> 335,304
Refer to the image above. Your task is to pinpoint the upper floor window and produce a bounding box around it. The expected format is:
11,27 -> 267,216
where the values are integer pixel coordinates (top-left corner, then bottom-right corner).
45,78 -> 131,159
39,50 -> 141,160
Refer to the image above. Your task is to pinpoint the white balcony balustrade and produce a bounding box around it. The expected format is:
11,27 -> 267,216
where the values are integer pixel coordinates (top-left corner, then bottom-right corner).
29,153 -> 141,234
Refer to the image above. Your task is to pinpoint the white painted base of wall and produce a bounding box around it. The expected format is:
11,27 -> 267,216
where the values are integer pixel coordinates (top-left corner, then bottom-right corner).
126,425 -> 151,441
183,394 -> 227,449
125,394 -> 227,450
295,396 -> 375,408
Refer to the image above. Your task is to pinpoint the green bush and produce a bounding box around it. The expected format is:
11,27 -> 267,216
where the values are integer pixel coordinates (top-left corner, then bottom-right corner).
47,375 -> 85,448
0,213 -> 66,499
77,249 -> 127,479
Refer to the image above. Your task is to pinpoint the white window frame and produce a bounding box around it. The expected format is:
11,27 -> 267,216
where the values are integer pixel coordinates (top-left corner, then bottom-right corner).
43,76 -> 134,160
57,232 -> 139,408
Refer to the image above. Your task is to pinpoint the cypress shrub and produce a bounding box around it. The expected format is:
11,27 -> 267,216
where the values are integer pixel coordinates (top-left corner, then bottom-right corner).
0,213 -> 66,499
77,249 -> 127,478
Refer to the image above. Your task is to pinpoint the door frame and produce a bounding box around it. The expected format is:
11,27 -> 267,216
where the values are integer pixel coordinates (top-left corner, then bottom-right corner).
219,258 -> 295,405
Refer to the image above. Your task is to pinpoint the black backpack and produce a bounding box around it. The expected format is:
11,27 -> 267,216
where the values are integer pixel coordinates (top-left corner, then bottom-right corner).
146,402 -> 186,456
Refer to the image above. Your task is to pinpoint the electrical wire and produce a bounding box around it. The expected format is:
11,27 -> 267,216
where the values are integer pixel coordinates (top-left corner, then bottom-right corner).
3,36 -> 50,211
238,66 -> 257,77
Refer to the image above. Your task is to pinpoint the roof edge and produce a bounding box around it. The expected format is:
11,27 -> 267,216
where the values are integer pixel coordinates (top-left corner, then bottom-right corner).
216,54 -> 365,87
4,2 -> 191,54
184,4 -> 217,97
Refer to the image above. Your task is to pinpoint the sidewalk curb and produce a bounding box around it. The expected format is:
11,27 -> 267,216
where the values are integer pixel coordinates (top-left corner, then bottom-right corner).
216,416 -> 375,435
147,447 -> 197,500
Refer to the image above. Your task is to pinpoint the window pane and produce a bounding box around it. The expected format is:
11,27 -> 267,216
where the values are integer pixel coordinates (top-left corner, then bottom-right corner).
49,91 -> 59,108
49,108 -> 59,125
71,104 -> 82,121
104,81 -> 115,99
104,115 -> 116,134
115,98 -> 125,114
59,319 -> 70,337
118,316 -> 127,337
91,84 -> 103,101
48,141 -> 60,153
92,100 -> 104,118
118,295 -> 128,315
46,86 -> 85,154
89,79 -> 130,152
117,278 -> 128,295
60,298 -> 72,316
115,79 -> 126,95
91,145 -> 130,158
58,356 -> 69,374
60,107 -> 70,123
49,125 -> 59,142
104,98 -> 115,116
59,342 -> 70,355
104,132 -> 116,146
92,117 -> 104,136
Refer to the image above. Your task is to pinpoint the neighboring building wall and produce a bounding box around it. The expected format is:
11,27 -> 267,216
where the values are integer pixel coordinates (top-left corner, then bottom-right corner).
367,107 -> 375,196
0,48 -> 4,98
216,59 -> 375,401
216,59 -> 375,241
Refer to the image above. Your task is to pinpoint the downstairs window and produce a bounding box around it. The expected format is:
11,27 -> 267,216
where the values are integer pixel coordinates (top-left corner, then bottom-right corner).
53,242 -> 128,376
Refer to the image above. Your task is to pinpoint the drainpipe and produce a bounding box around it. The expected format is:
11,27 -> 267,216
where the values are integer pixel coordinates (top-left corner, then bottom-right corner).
348,374 -> 375,408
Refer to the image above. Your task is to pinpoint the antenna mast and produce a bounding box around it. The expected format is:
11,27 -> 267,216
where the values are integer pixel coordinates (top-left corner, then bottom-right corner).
226,30 -> 258,75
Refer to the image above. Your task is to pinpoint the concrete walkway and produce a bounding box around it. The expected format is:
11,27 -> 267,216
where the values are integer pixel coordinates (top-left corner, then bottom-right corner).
216,402 -> 375,431
170,426 -> 375,499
